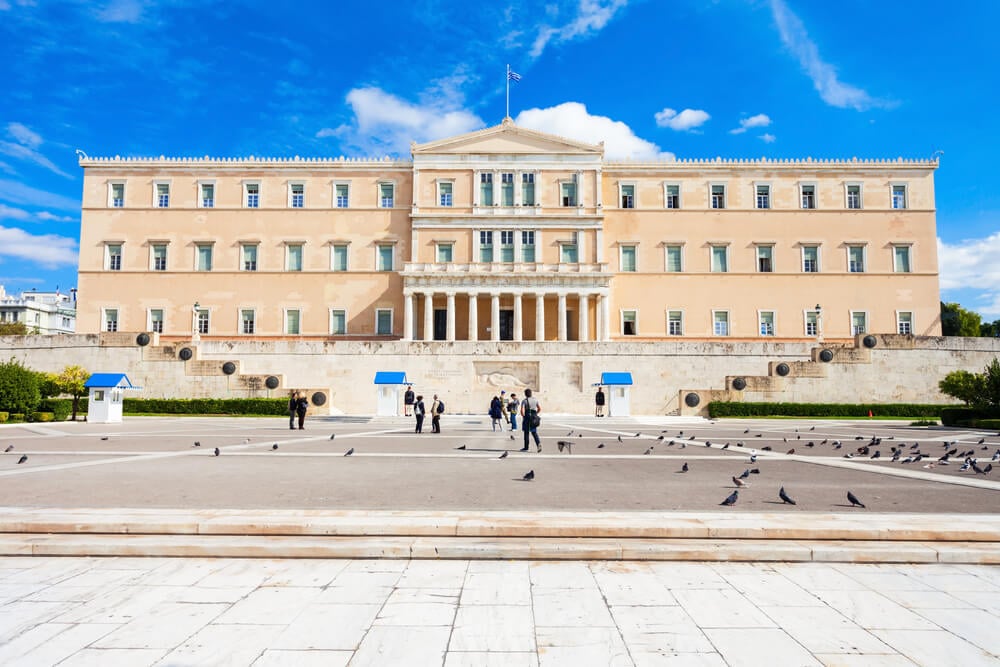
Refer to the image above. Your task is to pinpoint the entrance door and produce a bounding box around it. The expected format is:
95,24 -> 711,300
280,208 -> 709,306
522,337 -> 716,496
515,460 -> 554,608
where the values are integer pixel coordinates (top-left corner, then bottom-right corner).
499,310 -> 514,340
433,309 -> 447,340
376,385 -> 399,416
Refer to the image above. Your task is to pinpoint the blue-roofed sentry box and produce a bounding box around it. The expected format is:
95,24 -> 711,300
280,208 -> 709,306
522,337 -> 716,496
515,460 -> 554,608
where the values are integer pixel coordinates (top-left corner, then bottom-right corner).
598,372 -> 633,417
374,371 -> 411,416
84,373 -> 140,424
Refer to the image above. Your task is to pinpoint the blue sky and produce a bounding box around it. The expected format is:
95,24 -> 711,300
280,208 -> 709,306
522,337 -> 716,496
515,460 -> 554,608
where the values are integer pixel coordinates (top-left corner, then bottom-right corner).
1,0 -> 998,319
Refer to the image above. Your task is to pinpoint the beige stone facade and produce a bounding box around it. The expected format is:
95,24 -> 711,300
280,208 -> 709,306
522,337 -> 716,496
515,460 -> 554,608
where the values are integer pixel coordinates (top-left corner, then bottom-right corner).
77,120 -> 941,342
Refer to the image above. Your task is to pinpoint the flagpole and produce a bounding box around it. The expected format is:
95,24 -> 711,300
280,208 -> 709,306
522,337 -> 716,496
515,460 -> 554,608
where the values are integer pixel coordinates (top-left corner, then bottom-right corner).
505,64 -> 510,119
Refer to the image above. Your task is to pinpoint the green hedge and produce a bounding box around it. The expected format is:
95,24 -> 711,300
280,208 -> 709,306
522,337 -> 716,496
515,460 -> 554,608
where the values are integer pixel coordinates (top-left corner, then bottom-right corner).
940,407 -> 1000,427
38,399 -> 73,422
709,402 -> 955,418
0,411 -> 7,423
970,419 -> 1000,429
30,412 -> 54,422
9,413 -> 24,422
122,398 -> 290,416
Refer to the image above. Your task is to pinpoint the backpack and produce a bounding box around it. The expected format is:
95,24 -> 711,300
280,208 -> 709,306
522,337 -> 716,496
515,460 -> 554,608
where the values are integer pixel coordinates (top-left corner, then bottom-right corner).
436,401 -> 445,414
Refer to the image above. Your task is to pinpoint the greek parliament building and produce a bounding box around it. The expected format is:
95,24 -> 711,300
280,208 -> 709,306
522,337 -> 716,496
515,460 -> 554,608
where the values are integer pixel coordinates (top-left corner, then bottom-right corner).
76,119 -> 940,343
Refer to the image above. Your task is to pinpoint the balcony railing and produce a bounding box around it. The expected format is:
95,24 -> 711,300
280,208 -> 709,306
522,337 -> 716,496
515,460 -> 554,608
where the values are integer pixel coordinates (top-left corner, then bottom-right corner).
403,262 -> 608,274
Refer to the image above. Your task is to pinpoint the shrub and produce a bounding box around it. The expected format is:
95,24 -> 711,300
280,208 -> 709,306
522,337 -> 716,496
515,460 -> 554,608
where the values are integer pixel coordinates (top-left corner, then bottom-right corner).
940,407 -> 1000,426
30,412 -> 54,422
709,402 -> 953,418
0,411 -> 7,423
38,399 -> 73,422
122,398 -> 290,416
8,413 -> 25,422
0,359 -> 41,415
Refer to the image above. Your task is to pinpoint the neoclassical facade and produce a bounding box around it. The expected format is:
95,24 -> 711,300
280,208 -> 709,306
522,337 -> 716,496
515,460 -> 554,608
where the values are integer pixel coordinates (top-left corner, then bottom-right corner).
77,120 -> 941,341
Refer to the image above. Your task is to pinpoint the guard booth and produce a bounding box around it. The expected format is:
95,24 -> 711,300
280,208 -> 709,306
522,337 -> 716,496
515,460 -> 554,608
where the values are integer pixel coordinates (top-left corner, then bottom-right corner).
84,373 -> 139,424
374,371 -> 411,416
598,372 -> 633,417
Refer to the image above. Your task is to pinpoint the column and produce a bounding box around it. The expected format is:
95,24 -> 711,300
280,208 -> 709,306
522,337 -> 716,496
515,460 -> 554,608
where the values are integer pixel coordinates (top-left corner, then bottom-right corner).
535,293 -> 546,341
468,292 -> 479,341
578,293 -> 589,342
445,292 -> 456,341
491,294 -> 500,341
403,292 -> 414,341
557,293 -> 568,341
423,292 -> 434,341
600,293 -> 611,341
513,293 -> 523,341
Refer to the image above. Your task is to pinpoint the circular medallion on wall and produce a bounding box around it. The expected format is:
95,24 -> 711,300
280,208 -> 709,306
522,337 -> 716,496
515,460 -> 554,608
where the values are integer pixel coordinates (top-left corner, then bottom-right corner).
136,333 -> 150,346
862,335 -> 878,348
775,363 -> 790,376
819,349 -> 834,362
222,362 -> 237,375
732,377 -> 747,391
311,392 -> 327,406
265,376 -> 280,389
684,392 -> 700,407
178,347 -> 193,361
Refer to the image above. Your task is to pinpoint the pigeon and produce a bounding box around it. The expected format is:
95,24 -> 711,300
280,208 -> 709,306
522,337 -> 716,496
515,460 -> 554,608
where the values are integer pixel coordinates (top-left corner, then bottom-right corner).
820,439 -> 828,445
738,469 -> 750,479
761,446 -> 772,451
972,461 -> 986,475
522,470 -> 534,481
635,432 -> 641,438
705,441 -> 712,447
100,436 -> 109,441
736,441 -> 744,447
732,476 -> 747,488
597,443 -> 605,449
3,445 -> 12,453
657,435 -> 665,441
855,436 -> 864,441
985,463 -> 993,474
809,426 -> 815,431
689,435 -> 696,441
783,437 -> 788,443
329,433 -> 336,440
755,434 -> 762,438
16,455 -> 27,464
750,453 -> 758,463
499,451 -> 508,459
243,438 -> 250,444
668,440 -> 676,446
750,468 -> 761,474
681,462 -> 689,473
557,441 -> 573,454
786,449 -> 795,455
779,487 -> 796,505
720,490 -> 739,506
744,428 -> 750,434
722,443 -> 729,450
978,438 -> 986,445
678,431 -> 684,436
213,448 -> 220,456
797,435 -> 801,440
344,448 -> 354,456
847,491 -> 865,508
805,442 -> 815,448
456,445 -> 466,450
617,435 -> 623,443
510,435 -> 515,441
272,444 -> 278,450
892,450 -> 901,462
566,431 -> 574,437
193,441 -> 201,447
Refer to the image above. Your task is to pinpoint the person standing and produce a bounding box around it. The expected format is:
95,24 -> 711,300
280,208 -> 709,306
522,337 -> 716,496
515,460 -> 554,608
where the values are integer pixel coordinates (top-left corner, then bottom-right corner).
296,392 -> 309,429
489,395 -> 503,431
430,394 -> 442,434
414,395 -> 425,433
288,391 -> 298,430
507,393 -> 519,431
520,388 -> 541,453
595,386 -> 606,417
404,387 -> 415,417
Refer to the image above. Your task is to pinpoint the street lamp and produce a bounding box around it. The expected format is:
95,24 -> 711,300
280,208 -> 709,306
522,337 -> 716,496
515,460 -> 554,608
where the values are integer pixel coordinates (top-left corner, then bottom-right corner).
815,303 -> 823,342
192,301 -> 201,342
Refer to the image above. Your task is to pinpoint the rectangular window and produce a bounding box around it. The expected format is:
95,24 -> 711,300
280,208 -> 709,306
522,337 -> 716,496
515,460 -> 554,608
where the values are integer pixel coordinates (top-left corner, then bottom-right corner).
711,184 -> 726,209
852,311 -> 867,335
479,173 -> 493,206
893,246 -> 911,273
149,309 -> 164,334
561,242 -> 578,264
200,183 -> 214,208
801,184 -> 816,209
379,183 -> 394,208
897,311 -> 913,335
848,245 -> 865,273
521,231 -> 535,262
665,245 -> 683,272
241,309 -> 255,335
521,173 -> 536,206
104,309 -> 119,332
711,245 -> 728,272
286,244 -> 303,271
621,184 -> 635,209
892,184 -> 907,209
713,311 -> 729,336
668,310 -> 683,336
620,245 -> 637,272
152,244 -> 167,271
245,182 -> 260,208
335,183 -> 349,208
62,317 -> 71,328
242,244 -> 258,272
846,184 -> 862,209
665,184 -> 680,209
290,183 -> 304,208
196,309 -> 209,335
106,244 -> 122,271
622,310 -> 637,336
479,231 -> 493,262
330,309 -> 346,335
759,311 -> 775,336
332,244 -> 348,271
500,231 -> 515,263
561,181 -> 577,207
757,245 -> 773,273
376,308 -> 392,335
285,309 -> 300,335
755,184 -> 770,209
110,182 -> 125,208
156,183 -> 170,208
500,173 -> 514,206
377,244 -> 394,271
196,244 -> 213,272
806,311 -> 819,336
802,245 -> 819,273
436,243 -> 453,263
439,182 -> 453,207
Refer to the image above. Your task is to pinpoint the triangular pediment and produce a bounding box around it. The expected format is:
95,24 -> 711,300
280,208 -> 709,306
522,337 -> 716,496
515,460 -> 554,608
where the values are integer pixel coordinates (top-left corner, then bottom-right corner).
412,118 -> 604,156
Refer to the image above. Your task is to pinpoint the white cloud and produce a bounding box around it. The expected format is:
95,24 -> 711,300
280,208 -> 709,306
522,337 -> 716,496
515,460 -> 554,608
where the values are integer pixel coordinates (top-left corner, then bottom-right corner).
769,0 -> 888,111
530,0 -> 630,58
35,211 -> 76,222
654,108 -> 710,132
730,113 -> 772,134
515,102 -> 674,161
759,133 -> 776,143
0,179 -> 80,210
0,203 -> 32,221
0,225 -> 78,268
95,0 -> 146,23
939,233 -> 1000,317
7,122 -> 41,148
0,123 -> 72,178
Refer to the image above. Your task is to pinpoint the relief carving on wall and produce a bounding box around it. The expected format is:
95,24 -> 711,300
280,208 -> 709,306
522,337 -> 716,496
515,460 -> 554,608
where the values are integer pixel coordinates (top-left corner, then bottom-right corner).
474,361 -> 539,390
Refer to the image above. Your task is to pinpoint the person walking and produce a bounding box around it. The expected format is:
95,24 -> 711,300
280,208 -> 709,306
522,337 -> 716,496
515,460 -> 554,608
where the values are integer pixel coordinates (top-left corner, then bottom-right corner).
520,388 -> 541,453
507,393 -> 519,431
295,392 -> 309,429
489,395 -> 503,431
595,386 -> 606,417
288,391 -> 298,430
414,395 -> 425,433
404,387 -> 415,417
431,394 -> 442,433
499,390 -> 509,427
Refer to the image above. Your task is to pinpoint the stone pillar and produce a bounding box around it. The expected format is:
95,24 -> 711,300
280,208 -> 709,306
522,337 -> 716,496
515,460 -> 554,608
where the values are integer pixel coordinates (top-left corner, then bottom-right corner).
423,292 -> 434,341
513,293 -> 523,341
600,293 -> 611,341
491,293 -> 501,341
578,293 -> 589,342
445,292 -> 456,341
557,293 -> 568,341
468,292 -> 479,341
535,293 -> 546,341
403,292 -> 414,341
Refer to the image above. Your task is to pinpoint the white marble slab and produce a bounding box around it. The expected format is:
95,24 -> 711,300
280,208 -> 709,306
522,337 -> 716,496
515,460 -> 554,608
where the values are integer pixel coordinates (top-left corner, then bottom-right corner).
350,625 -> 452,667
51,584 -> 175,624
610,605 -> 714,654
397,560 -> 470,589
877,588 -> 973,610
704,628 -> 822,667
630,652 -> 727,666
214,586 -> 322,625
529,561 -> 597,589
461,571 -> 531,605
142,558 -> 229,586
812,654 -> 916,667
592,565 -> 677,607
536,626 -> 632,667
373,600 -> 457,626
777,564 -> 871,591
94,601 -> 228,649
262,560 -> 350,588
760,604 -> 897,655
812,590 -> 938,630
0,623 -> 118,666
199,559 -> 288,588
0,601 -> 69,643
60,647 -> 167,666
719,571 -> 823,608
341,559 -> 409,573
832,564 -> 936,592
449,605 -> 536,652
533,587 -> 615,627
165,584 -> 255,604
919,570 -> 1000,593
872,629 -> 998,666
948,590 -> 1000,615
647,562 -> 732,589
157,623 -> 284,666
671,589 -> 775,629
253,649 -> 352,666
445,651 -> 539,666
272,603 -> 380,650
466,560 -> 531,576
912,607 -> 1000,655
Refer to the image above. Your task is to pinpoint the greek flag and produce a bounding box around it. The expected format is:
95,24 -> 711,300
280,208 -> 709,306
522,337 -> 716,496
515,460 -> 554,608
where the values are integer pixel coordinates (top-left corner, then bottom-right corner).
508,69 -> 521,82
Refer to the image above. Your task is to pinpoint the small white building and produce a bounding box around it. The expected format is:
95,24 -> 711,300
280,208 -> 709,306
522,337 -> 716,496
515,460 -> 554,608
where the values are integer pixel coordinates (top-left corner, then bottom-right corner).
84,373 -> 137,424
599,372 -> 633,417
374,371 -> 411,416
0,285 -> 76,334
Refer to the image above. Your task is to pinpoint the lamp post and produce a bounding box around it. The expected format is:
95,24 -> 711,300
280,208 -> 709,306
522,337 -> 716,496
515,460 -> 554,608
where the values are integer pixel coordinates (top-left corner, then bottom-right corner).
192,301 -> 201,342
815,303 -> 823,343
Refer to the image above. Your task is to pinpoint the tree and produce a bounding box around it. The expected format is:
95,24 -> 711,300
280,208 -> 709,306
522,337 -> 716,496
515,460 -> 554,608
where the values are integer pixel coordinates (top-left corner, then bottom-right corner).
981,319 -> 1000,338
940,302 -> 982,337
37,372 -> 60,399
0,358 -> 41,415
939,370 -> 987,406
0,322 -> 29,336
55,365 -> 90,421
984,358 -> 1000,409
